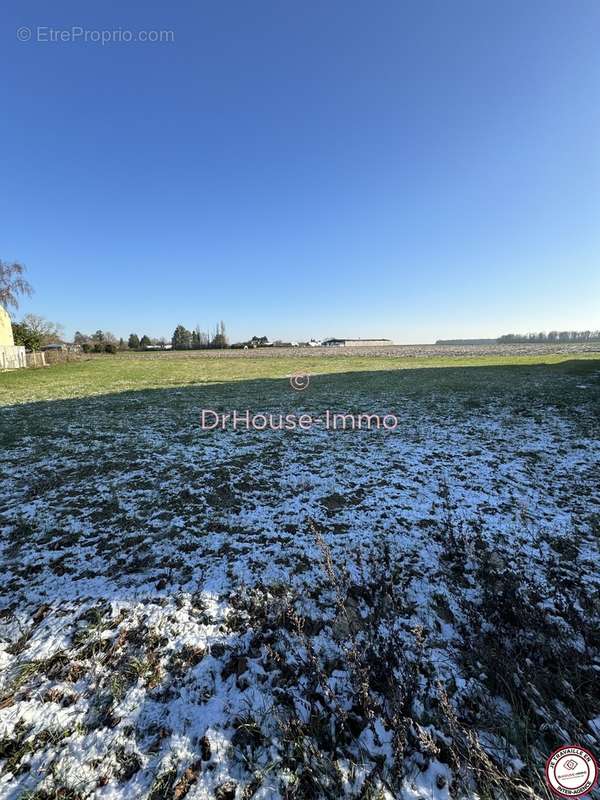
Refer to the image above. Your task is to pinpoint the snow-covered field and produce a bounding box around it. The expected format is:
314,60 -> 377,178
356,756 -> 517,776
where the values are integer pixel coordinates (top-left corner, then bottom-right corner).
1,362 -> 599,799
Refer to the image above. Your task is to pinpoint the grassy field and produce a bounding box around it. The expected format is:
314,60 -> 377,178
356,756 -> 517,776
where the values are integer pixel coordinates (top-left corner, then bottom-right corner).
1,349 -> 600,405
0,353 -> 599,799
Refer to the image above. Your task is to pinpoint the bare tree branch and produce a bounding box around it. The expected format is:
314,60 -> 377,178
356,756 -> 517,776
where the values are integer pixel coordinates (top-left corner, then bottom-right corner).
0,260 -> 34,310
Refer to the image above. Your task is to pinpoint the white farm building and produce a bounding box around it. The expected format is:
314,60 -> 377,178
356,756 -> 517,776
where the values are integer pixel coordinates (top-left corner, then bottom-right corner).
322,337 -> 393,347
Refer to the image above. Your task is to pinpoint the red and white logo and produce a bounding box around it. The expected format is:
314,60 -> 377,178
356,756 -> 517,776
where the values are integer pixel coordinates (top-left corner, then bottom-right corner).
545,746 -> 598,797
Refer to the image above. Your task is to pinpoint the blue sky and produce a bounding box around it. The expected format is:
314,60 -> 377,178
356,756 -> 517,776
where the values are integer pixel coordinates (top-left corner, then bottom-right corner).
3,1 -> 599,343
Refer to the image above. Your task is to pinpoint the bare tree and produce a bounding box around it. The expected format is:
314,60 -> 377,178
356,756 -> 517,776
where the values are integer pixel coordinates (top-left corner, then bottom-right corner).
21,314 -> 64,346
212,320 -> 228,348
0,260 -> 33,310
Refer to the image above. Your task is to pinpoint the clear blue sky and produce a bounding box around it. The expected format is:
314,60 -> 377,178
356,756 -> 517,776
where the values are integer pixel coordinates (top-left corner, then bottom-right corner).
3,1 -> 599,343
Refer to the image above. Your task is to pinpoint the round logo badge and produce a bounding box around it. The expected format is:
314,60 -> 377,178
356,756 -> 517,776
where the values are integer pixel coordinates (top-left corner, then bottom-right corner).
545,746 -> 598,797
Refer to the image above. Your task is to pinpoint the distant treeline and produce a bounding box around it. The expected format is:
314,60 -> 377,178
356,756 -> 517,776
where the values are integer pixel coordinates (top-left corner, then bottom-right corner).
497,330 -> 600,343
171,321 -> 228,349
436,331 -> 600,345
71,326 -> 296,353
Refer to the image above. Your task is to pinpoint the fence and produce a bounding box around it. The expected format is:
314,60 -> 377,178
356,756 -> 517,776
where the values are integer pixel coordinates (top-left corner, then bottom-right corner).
26,352 -> 47,368
43,350 -> 83,365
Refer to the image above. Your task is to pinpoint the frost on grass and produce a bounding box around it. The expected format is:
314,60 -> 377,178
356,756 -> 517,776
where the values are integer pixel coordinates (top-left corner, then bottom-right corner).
0,364 -> 599,799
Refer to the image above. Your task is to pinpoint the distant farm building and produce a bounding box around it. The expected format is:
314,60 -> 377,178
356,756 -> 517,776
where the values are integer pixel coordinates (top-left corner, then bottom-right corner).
322,337 -> 393,347
41,342 -> 79,352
